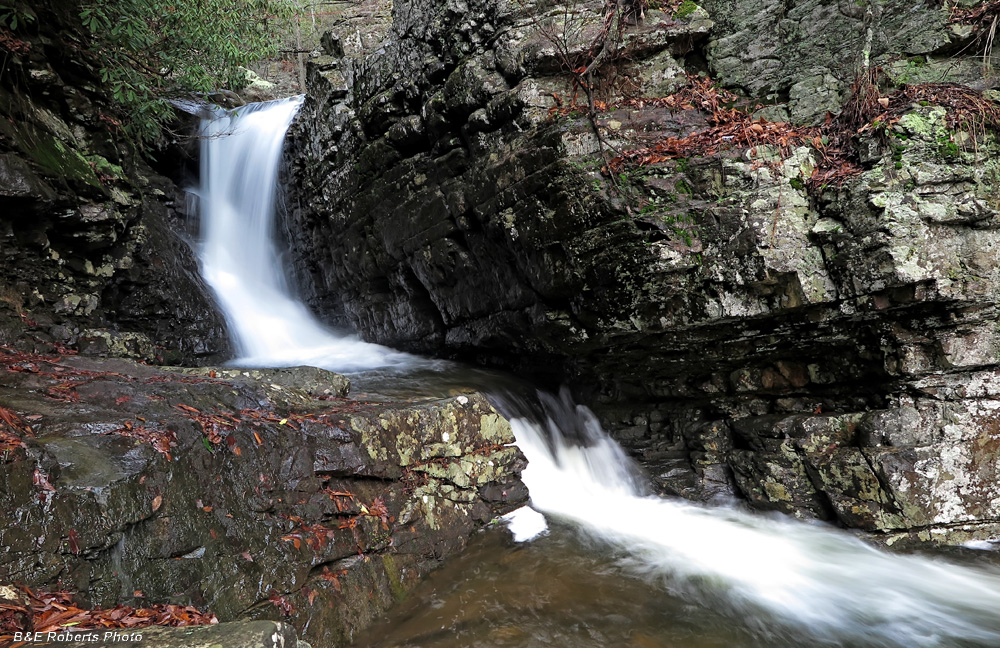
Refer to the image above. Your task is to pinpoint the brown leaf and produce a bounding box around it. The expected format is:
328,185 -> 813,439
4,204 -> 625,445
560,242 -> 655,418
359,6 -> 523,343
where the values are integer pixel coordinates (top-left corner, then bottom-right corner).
151,495 -> 163,512
67,529 -> 80,555
33,468 -> 55,492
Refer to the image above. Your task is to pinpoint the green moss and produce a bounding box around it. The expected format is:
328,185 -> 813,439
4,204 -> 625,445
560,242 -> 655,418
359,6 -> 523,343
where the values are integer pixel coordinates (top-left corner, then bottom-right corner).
789,177 -> 805,191
86,155 -> 124,180
937,136 -> 960,159
9,123 -> 103,191
674,0 -> 698,19
381,554 -> 407,601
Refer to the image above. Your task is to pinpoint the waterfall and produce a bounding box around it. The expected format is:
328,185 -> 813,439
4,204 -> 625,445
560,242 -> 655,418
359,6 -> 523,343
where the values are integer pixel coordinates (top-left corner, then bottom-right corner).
195,101 -> 1000,647
196,97 -> 418,372
504,389 -> 1000,647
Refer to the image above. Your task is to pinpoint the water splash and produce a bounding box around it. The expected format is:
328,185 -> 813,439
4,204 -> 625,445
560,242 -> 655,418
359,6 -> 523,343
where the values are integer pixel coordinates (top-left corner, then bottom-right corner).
195,98 -> 1000,646
507,389 -> 1000,647
196,98 -> 421,372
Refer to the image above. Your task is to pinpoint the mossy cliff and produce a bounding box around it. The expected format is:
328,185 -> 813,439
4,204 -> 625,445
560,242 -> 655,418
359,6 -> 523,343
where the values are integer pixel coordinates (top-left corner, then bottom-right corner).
285,0 -> 1000,545
0,1 -> 230,364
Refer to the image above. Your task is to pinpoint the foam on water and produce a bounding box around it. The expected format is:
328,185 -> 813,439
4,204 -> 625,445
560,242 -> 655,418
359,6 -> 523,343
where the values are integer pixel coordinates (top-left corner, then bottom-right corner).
509,390 -> 1000,647
197,97 -> 422,373
196,99 -> 1000,647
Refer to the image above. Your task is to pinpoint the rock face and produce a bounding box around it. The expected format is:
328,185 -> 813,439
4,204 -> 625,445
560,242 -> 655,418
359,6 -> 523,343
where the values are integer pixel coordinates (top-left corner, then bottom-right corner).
0,1 -> 230,364
285,0 -> 1000,544
0,348 -> 525,646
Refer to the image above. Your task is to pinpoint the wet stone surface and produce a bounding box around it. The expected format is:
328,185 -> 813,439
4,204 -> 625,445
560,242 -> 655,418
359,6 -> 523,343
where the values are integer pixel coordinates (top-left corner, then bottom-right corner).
0,349 -> 526,647
284,0 -> 1000,545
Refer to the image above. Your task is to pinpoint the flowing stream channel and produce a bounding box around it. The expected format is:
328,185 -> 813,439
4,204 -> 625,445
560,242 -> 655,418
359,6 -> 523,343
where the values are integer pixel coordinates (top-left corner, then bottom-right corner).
196,99 -> 1000,647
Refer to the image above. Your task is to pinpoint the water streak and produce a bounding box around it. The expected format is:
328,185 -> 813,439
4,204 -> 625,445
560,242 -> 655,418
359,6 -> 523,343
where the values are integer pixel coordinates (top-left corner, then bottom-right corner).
196,100 -> 1000,646
196,98 -> 420,372
507,390 -> 1000,647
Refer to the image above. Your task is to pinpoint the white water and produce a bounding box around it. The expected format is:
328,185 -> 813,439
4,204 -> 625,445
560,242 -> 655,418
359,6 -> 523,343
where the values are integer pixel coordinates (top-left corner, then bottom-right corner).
509,390 -> 1000,647
196,101 -> 1000,646
197,97 -> 420,372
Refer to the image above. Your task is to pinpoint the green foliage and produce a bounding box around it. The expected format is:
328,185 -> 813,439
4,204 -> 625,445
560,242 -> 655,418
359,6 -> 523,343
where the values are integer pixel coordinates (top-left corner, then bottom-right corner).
788,177 -> 805,191
78,0 -> 297,147
0,3 -> 34,29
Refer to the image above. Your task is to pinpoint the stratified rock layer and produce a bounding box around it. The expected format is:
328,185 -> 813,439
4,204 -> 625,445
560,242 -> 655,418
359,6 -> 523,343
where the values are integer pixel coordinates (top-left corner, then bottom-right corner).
286,0 -> 1000,544
0,1 -> 230,364
0,349 -> 526,647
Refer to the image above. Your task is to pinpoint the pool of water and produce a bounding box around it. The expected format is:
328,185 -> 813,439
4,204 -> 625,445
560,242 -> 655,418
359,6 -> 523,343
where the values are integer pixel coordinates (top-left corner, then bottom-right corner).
351,521 -> 762,648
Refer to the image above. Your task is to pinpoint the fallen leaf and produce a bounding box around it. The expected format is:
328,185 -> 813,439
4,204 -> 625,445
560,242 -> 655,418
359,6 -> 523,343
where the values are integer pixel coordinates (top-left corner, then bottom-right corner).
240,552 -> 253,562
151,495 -> 163,512
878,97 -> 890,107
202,506 -> 213,513
67,529 -> 80,555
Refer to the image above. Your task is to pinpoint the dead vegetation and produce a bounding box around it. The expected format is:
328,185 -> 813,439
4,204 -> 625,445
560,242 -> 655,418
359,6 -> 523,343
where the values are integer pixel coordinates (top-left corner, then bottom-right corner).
578,69 -> 1000,188
0,585 -> 217,647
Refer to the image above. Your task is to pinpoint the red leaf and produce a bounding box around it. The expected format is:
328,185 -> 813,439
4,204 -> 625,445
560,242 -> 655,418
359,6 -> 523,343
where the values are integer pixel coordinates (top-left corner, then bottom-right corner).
68,529 -> 80,555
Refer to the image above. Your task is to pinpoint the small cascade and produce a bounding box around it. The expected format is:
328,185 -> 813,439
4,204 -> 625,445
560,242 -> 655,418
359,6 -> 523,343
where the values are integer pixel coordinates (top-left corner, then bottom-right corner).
193,100 -> 1000,647
196,97 -> 419,372
504,389 -> 1000,647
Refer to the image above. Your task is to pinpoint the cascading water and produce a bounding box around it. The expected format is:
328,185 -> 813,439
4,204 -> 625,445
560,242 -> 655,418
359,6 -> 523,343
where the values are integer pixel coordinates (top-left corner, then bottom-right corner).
196,101 -> 1000,647
504,390 -> 1000,647
196,98 -> 419,372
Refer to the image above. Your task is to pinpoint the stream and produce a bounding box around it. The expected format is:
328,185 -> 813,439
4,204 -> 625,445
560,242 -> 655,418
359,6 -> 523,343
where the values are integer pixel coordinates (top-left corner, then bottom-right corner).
194,98 -> 1000,647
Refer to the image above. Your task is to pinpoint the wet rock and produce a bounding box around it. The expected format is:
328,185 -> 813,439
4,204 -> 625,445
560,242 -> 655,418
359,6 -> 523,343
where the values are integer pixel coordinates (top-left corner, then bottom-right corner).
59,620 -> 307,648
0,352 -> 525,647
284,0 -> 1000,546
0,1 -> 230,365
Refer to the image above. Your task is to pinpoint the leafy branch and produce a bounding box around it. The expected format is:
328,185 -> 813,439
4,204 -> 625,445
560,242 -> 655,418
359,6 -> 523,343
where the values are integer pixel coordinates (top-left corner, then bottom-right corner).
76,0 -> 299,148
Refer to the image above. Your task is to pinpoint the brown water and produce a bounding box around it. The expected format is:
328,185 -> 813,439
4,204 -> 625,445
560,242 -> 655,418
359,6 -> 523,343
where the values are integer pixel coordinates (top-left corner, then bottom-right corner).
351,520 -> 1000,648
351,523 -> 778,648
